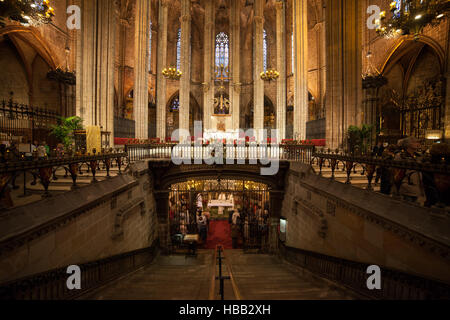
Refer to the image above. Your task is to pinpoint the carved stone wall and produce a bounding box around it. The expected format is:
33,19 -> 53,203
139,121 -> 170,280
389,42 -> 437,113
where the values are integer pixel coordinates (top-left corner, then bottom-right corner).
282,162 -> 450,284
0,162 -> 158,284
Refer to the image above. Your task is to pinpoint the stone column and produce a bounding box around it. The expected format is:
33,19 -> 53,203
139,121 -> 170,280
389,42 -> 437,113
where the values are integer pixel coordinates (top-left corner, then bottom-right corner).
133,0 -> 151,139
293,0 -> 308,141
276,1 -> 287,141
269,191 -> 284,254
156,0 -> 169,140
117,19 -> 127,115
203,0 -> 215,132
179,0 -> 191,140
325,0 -> 362,149
154,191 -> 171,254
317,20 -> 326,118
445,72 -> 450,142
253,0 -> 265,141
76,0 -> 116,143
230,0 -> 241,132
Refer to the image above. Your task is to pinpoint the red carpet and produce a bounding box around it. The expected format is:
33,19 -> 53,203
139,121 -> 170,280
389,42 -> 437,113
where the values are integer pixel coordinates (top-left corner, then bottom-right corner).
204,220 -> 233,249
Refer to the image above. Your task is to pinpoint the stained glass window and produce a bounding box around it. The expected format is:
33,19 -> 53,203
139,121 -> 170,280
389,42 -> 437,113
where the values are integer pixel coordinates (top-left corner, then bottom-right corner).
215,32 -> 229,67
176,28 -> 181,70
263,29 -> 268,72
170,96 -> 180,112
215,32 -> 229,80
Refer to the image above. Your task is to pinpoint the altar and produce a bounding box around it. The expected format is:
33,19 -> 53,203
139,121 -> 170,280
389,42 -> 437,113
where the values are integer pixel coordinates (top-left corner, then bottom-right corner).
207,194 -> 235,215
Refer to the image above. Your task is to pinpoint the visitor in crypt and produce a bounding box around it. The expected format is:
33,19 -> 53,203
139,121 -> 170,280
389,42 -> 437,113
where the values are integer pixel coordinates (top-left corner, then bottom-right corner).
395,137 -> 425,203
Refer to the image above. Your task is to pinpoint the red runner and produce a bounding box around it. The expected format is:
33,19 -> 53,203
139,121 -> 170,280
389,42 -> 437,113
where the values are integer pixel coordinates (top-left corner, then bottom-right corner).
204,220 -> 233,249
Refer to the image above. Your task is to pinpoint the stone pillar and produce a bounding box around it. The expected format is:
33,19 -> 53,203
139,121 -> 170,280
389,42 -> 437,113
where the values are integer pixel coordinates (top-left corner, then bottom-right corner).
445,72 -> 450,142
203,0 -> 215,132
293,0 -> 308,141
76,0 -> 116,142
154,191 -> 171,254
317,20 -> 326,118
253,0 -> 265,141
133,0 -> 151,139
117,19 -> 128,115
156,0 -> 169,140
269,191 -> 284,254
276,1 -> 287,141
230,0 -> 241,132
325,0 -> 362,149
179,0 -> 191,140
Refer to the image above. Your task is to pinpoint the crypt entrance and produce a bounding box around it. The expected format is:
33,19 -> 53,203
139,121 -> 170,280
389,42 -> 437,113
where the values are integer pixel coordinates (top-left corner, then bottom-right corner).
168,179 -> 271,251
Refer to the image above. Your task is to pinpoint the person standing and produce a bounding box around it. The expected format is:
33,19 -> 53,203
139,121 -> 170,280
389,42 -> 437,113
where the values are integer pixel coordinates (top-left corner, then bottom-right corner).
197,212 -> 208,243
395,137 -> 425,203
36,142 -> 47,160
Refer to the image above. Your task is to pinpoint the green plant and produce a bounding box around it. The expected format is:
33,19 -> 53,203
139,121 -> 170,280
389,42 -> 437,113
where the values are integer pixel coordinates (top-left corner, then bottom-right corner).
346,124 -> 373,155
51,116 -> 84,150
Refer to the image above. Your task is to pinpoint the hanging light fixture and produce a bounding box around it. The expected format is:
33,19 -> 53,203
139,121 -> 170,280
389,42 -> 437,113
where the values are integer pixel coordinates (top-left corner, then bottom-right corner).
376,0 -> 450,39
362,50 -> 387,89
0,0 -> 55,27
260,69 -> 280,82
162,67 -> 182,80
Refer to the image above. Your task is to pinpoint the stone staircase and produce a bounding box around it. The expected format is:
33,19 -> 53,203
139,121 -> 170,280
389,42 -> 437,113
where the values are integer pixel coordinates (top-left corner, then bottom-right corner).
311,162 -> 381,192
8,164 -> 123,209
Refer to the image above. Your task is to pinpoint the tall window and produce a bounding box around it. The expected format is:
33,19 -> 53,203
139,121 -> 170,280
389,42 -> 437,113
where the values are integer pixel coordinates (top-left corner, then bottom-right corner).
394,0 -> 406,16
215,32 -> 229,68
176,28 -> 181,70
215,32 -> 229,80
170,96 -> 180,112
263,29 -> 268,72
148,21 -> 152,72
291,33 -> 294,74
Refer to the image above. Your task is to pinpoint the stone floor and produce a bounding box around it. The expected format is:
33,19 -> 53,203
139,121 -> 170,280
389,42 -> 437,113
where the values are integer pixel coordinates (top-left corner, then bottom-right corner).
84,250 -> 361,300
84,251 -> 215,300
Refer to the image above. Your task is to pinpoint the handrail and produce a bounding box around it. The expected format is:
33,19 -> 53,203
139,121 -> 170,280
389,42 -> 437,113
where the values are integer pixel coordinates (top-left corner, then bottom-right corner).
124,143 -> 316,163
280,244 -> 450,300
215,245 -> 230,301
0,242 -> 158,300
311,151 -> 450,207
0,152 -> 129,205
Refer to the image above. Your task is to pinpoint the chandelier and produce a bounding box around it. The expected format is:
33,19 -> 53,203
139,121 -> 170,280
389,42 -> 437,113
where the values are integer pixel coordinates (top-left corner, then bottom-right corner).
260,69 -> 280,82
0,0 -> 55,27
362,51 -> 387,89
376,0 -> 450,39
47,47 -> 76,85
162,67 -> 182,80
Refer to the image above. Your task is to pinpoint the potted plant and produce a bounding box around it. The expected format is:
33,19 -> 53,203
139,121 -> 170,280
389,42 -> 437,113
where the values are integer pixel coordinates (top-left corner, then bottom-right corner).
51,116 -> 84,152
347,125 -> 362,155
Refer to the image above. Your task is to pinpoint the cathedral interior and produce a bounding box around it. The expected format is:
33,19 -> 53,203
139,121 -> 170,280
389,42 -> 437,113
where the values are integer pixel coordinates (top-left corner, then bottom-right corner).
0,0 -> 449,303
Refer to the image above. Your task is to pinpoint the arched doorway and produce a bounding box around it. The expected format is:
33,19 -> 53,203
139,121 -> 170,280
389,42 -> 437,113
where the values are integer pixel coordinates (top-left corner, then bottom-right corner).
378,38 -> 445,143
245,96 -> 277,137
166,92 -> 203,140
168,179 -> 271,250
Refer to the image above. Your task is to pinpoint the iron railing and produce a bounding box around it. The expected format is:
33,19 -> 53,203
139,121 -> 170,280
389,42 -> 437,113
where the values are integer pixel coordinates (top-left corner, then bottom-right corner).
124,143 -> 315,163
312,151 -> 450,207
0,243 -> 158,300
0,99 -> 60,145
0,152 -> 128,209
280,244 -> 450,300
